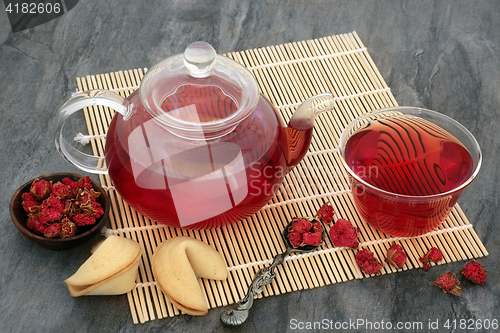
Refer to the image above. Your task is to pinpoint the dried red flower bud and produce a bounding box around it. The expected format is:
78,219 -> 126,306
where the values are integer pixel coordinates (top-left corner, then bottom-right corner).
77,176 -> 93,190
22,192 -> 36,201
62,176 -> 92,191
429,272 -> 461,296
51,181 -> 72,199
38,209 -> 63,225
63,177 -> 79,190
72,213 -> 98,226
315,202 -> 335,226
460,260 -> 488,285
74,188 -> 100,205
301,232 -> 322,247
385,244 -> 407,269
419,247 -> 443,271
329,219 -> 360,248
44,223 -> 61,238
311,221 -> 323,233
60,218 -> 77,238
287,232 -> 303,248
427,247 -> 443,262
21,192 -> 40,214
30,178 -> 52,201
94,201 -> 104,216
355,249 -> 384,275
27,215 -> 46,234
37,196 -> 64,224
43,196 -> 64,211
289,218 -> 311,234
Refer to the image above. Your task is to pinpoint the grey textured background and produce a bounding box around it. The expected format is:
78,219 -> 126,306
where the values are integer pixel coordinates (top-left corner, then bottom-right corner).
0,1 -> 498,332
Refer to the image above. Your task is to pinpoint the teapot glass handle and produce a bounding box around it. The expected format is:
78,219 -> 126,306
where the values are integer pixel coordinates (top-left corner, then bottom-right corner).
54,90 -> 131,174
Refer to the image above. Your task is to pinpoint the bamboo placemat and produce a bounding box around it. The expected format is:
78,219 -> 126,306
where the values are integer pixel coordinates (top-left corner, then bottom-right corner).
75,32 -> 488,324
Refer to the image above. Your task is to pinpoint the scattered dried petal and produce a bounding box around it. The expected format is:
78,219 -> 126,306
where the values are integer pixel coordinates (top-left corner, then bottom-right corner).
329,219 -> 359,248
385,244 -> 407,269
429,272 -> 461,296
315,202 -> 335,226
460,260 -> 487,285
419,247 -> 443,271
355,249 -> 384,275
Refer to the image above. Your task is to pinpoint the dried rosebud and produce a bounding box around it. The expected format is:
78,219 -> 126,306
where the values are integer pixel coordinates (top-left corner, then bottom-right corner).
62,176 -> 92,191
287,232 -> 303,248
60,218 -> 77,238
301,232 -> 322,247
51,181 -> 72,199
419,247 -> 443,271
460,260 -> 487,285
74,188 -> 100,205
93,201 -> 104,217
62,177 -> 79,190
429,272 -> 461,296
43,196 -> 64,211
27,215 -> 46,234
355,249 -> 384,275
315,202 -> 335,226
311,221 -> 323,233
427,247 -> 443,262
63,198 -> 78,217
30,179 -> 52,201
21,192 -> 40,214
78,176 -> 93,189
72,213 -> 97,226
44,223 -> 61,238
78,199 -> 104,218
289,218 -> 311,234
329,219 -> 360,248
385,244 -> 407,269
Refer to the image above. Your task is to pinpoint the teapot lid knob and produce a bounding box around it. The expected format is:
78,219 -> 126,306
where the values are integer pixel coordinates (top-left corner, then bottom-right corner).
183,41 -> 217,78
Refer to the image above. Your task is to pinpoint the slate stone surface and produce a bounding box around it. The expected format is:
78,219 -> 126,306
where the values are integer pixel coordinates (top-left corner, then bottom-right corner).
0,1 -> 498,332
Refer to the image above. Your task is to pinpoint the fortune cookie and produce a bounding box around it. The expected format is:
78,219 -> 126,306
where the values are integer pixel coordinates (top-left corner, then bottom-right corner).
64,235 -> 141,297
152,236 -> 227,316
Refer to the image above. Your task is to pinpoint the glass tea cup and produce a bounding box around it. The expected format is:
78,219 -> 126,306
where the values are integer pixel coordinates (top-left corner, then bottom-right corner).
338,107 -> 481,237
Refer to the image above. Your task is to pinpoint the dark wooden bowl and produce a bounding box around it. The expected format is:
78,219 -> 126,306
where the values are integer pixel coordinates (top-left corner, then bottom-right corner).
9,173 -> 110,250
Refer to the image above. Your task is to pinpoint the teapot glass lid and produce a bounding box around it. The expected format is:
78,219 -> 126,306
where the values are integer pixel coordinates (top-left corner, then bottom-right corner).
139,42 -> 260,140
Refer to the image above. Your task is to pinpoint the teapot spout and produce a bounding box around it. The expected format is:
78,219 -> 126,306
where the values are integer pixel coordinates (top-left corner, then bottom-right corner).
283,93 -> 335,168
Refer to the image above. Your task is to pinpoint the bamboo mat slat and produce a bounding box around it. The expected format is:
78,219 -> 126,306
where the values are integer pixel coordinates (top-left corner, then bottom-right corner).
75,32 -> 487,324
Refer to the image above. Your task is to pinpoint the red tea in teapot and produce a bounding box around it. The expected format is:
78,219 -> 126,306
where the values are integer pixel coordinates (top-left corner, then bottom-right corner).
105,86 -> 312,229
344,115 -> 474,236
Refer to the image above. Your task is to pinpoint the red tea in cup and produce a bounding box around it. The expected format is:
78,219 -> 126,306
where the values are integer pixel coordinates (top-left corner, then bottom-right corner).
339,107 -> 481,237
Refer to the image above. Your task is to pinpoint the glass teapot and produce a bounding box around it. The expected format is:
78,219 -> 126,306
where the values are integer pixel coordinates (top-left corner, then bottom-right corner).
55,42 -> 334,229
